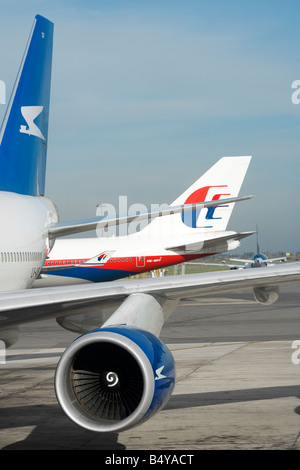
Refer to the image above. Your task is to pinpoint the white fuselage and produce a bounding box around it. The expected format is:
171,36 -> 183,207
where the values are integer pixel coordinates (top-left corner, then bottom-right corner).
0,191 -> 58,291
35,228 -> 241,287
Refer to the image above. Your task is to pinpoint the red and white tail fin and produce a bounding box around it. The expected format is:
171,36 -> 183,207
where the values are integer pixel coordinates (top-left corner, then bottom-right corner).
140,156 -> 251,237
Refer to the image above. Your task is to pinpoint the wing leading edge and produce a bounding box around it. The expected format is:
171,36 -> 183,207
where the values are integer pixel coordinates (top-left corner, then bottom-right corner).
1,262 -> 300,334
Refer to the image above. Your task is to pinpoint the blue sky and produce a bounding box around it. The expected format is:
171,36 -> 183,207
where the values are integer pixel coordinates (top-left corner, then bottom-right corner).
0,0 -> 300,253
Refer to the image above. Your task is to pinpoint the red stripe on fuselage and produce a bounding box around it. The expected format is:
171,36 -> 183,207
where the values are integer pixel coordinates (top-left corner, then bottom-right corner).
43,253 -> 216,274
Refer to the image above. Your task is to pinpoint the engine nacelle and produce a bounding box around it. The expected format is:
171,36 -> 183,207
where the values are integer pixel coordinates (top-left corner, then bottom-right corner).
253,286 -> 279,305
55,325 -> 175,433
0,327 -> 20,347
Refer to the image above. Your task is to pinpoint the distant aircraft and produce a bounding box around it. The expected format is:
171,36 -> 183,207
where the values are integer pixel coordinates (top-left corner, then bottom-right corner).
227,226 -> 287,269
35,156 -> 254,286
190,226 -> 287,271
1,15 -> 300,435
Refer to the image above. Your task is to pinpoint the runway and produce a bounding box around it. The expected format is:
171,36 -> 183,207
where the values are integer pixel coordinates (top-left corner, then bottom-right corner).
0,284 -> 299,450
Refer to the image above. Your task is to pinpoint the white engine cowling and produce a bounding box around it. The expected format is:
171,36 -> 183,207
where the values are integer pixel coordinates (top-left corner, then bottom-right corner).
253,286 -> 279,305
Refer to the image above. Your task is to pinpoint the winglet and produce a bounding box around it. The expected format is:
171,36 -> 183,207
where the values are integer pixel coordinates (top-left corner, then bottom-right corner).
0,15 -> 54,196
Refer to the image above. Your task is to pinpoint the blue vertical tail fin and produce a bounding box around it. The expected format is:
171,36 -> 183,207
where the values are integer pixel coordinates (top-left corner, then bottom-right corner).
0,15 -> 54,196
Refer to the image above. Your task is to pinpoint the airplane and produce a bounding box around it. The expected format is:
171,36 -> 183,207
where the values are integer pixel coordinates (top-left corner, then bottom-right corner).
34,156 -> 254,287
188,225 -> 287,271
0,15 -> 240,294
228,226 -> 287,268
1,15 -> 300,435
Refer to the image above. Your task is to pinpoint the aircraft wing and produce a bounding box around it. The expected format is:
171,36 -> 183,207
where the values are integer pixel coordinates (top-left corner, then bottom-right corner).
47,195 -> 252,238
229,257 -> 252,264
2,260 -> 300,433
267,257 -> 287,263
229,256 -> 287,265
185,261 -> 236,268
1,261 -> 300,332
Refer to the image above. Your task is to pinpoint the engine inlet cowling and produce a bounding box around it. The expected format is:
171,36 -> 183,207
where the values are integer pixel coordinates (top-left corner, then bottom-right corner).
55,326 -> 175,432
253,286 -> 279,305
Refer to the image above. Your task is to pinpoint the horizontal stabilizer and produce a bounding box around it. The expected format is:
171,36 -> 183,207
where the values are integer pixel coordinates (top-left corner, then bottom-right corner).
47,195 -> 252,239
167,231 -> 255,254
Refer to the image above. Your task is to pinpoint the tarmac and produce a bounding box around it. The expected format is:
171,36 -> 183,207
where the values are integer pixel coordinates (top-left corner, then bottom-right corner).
0,284 -> 299,450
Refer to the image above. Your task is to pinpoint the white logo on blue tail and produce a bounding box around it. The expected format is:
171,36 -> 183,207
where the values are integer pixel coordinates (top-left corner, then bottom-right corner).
19,106 -> 45,140
155,366 -> 166,380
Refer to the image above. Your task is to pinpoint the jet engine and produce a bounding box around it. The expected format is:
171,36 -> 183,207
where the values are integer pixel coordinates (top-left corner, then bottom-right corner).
55,325 -> 175,432
253,286 -> 279,305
